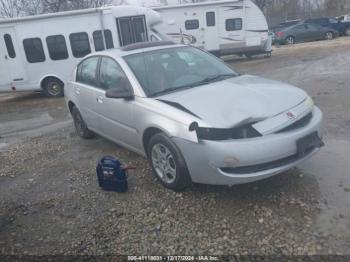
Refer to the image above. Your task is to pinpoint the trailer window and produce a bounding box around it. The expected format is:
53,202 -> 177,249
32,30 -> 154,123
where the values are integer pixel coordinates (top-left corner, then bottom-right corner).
185,20 -> 199,30
23,38 -> 45,63
226,18 -> 242,31
46,35 -> 68,60
69,32 -> 91,58
93,30 -> 114,51
206,12 -> 215,27
4,34 -> 16,58
76,57 -> 99,86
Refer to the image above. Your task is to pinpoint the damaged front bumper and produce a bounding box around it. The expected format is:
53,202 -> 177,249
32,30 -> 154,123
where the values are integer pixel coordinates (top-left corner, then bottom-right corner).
172,106 -> 323,186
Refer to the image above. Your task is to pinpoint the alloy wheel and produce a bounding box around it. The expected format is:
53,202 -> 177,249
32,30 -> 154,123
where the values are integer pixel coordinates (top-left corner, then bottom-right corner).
286,36 -> 294,45
151,143 -> 177,184
325,32 -> 333,40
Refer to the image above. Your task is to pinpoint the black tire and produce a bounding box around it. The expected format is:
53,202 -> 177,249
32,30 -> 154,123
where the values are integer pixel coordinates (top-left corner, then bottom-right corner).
345,27 -> 350,36
42,77 -> 64,97
324,31 -> 334,40
147,133 -> 191,191
72,106 -> 95,139
285,36 -> 295,45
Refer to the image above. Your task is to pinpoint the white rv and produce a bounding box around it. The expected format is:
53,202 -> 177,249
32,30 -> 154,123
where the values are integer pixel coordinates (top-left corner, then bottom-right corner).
0,6 -> 164,97
153,0 -> 271,57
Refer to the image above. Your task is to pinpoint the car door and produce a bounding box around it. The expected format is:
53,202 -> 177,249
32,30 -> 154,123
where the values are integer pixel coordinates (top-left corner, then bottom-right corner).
305,24 -> 321,40
292,24 -> 308,42
94,56 -> 138,150
74,56 -> 100,130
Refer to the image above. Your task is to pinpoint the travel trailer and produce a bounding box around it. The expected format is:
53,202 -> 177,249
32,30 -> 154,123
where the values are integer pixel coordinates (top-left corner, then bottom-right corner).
153,0 -> 272,57
0,6 -> 164,97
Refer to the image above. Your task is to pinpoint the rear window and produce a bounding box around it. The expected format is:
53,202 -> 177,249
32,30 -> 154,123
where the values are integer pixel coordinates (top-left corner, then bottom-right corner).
226,18 -> 242,31
185,20 -> 199,30
76,57 -> 99,86
69,32 -> 91,58
23,38 -> 45,63
4,34 -> 16,58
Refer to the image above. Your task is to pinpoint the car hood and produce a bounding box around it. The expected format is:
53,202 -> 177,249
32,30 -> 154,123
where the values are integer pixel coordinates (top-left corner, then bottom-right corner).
158,75 -> 307,128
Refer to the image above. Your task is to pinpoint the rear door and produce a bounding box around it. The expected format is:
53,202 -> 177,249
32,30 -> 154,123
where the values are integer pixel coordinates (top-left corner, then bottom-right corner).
0,28 -> 27,88
74,56 -> 100,130
94,56 -> 138,149
116,15 -> 148,46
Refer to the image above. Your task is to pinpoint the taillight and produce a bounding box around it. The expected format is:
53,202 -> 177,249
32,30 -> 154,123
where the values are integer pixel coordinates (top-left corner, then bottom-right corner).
275,31 -> 285,38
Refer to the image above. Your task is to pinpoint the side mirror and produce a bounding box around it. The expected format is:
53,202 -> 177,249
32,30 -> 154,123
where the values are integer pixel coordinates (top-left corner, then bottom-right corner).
106,88 -> 134,100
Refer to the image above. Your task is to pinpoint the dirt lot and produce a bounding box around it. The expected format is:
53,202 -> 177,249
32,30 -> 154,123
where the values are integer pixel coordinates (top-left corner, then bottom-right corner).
0,38 -> 350,256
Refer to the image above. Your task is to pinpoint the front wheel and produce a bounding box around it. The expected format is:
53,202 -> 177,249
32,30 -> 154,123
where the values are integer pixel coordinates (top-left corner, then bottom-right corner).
147,133 -> 191,191
345,27 -> 350,36
325,31 -> 334,40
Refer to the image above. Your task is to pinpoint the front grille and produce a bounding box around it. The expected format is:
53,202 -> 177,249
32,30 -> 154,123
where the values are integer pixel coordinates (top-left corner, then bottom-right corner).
277,112 -> 313,133
220,147 -> 317,175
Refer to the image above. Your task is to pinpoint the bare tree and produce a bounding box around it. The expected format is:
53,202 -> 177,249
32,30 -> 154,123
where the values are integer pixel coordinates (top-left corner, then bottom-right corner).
0,0 -> 23,17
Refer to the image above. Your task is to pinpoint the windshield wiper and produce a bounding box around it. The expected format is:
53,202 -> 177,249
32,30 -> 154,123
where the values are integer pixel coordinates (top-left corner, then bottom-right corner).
150,73 -> 237,97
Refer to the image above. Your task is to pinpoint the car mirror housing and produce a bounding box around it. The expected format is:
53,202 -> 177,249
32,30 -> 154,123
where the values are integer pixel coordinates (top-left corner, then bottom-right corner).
105,88 -> 134,100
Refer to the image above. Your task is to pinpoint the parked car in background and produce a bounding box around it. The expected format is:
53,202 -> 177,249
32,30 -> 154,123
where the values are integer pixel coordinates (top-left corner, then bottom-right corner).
304,17 -> 350,36
65,41 -> 323,191
337,14 -> 350,22
274,23 -> 339,45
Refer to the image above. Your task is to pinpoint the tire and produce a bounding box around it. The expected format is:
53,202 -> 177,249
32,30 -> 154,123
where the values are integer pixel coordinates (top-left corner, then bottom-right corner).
346,27 -> 350,36
324,31 -> 334,40
42,77 -> 64,97
285,36 -> 295,45
71,106 -> 95,139
147,133 -> 191,191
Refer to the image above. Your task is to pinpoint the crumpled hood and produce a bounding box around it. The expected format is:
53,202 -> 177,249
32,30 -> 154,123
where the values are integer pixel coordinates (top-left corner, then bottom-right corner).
159,75 -> 307,128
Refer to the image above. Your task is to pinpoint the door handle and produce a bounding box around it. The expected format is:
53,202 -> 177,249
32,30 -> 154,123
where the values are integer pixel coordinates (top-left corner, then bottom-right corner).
75,87 -> 80,94
97,96 -> 104,103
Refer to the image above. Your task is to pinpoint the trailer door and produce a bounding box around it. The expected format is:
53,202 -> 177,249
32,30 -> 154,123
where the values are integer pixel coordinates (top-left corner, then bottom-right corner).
203,10 -> 219,52
0,28 -> 26,87
116,15 -> 148,46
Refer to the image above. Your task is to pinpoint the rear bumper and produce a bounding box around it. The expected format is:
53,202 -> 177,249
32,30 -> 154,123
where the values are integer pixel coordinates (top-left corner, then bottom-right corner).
173,106 -> 323,185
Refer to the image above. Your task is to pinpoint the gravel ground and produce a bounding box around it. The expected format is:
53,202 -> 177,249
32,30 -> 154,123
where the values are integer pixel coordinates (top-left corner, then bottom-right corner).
0,37 -> 350,256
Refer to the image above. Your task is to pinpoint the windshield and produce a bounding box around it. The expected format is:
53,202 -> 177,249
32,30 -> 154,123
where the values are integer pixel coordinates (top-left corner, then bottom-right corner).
124,46 -> 238,97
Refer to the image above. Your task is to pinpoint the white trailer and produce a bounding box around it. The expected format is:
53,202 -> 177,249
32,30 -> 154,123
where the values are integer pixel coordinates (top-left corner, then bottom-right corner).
0,6 -> 164,97
153,0 -> 271,57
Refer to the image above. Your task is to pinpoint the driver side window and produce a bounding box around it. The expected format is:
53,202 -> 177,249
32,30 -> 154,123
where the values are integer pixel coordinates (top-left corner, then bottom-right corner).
99,57 -> 131,91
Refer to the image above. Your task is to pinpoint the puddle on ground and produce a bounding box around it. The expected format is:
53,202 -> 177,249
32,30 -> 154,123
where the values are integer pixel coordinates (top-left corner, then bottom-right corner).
0,93 -> 70,149
299,138 -> 350,236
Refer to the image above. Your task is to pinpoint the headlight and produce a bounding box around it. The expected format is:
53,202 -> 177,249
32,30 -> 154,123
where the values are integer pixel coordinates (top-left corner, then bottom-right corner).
305,96 -> 314,109
190,122 -> 262,141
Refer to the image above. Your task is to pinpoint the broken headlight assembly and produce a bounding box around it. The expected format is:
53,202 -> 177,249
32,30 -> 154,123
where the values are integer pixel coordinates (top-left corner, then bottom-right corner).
189,122 -> 262,141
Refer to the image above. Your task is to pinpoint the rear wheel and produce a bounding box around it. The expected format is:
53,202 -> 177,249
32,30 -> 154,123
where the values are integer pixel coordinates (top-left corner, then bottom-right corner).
72,106 -> 94,139
325,31 -> 334,40
42,77 -> 64,97
147,133 -> 191,191
285,36 -> 295,45
345,27 -> 350,36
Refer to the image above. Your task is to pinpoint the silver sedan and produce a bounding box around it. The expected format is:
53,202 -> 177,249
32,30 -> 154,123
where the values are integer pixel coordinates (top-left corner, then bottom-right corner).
65,42 -> 324,191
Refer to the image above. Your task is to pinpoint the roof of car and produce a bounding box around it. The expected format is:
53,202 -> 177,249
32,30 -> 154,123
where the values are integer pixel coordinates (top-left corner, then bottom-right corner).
88,41 -> 187,58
